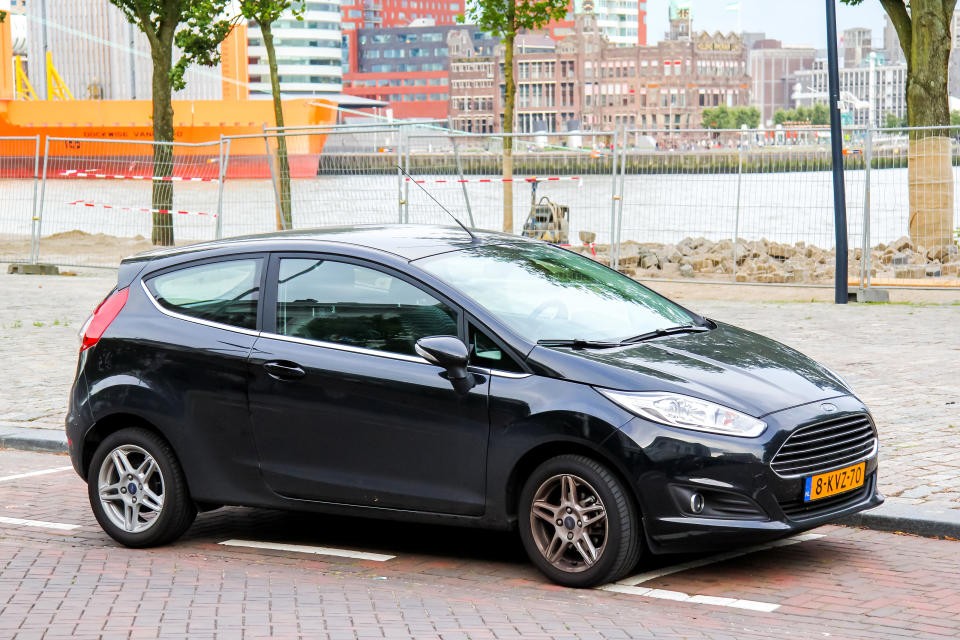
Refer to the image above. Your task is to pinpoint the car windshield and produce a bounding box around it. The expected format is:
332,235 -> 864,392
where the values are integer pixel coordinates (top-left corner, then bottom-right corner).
416,243 -> 695,344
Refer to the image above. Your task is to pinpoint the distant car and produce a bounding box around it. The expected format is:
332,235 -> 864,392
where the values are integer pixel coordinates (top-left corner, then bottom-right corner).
67,225 -> 882,587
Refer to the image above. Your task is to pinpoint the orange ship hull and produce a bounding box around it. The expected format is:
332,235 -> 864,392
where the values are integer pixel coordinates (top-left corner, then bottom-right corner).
0,98 -> 337,178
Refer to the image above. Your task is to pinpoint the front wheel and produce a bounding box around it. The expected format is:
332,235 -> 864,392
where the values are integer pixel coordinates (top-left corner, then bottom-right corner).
87,427 -> 196,547
519,454 -> 642,588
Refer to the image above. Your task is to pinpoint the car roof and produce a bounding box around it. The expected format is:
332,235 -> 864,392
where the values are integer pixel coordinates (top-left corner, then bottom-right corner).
125,224 -> 535,263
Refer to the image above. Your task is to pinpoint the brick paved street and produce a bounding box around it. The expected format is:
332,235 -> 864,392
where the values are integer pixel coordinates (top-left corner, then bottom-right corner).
1,449 -> 960,639
2,271 -> 957,510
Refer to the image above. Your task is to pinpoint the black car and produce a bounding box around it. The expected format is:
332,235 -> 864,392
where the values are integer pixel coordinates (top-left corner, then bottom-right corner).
67,225 -> 882,587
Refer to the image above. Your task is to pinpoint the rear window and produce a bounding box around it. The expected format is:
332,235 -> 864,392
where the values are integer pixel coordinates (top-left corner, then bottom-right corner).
145,258 -> 262,330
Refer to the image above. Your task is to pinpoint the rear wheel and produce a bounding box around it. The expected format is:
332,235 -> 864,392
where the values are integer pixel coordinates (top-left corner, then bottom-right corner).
519,454 -> 642,588
87,427 -> 196,547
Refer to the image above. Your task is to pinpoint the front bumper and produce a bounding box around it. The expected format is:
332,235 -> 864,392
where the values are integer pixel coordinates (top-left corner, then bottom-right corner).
608,394 -> 884,554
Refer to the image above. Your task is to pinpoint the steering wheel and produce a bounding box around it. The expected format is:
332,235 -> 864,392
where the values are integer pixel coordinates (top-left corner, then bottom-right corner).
528,299 -> 569,322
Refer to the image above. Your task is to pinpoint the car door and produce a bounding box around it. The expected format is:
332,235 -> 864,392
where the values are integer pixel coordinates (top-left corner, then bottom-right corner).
247,253 -> 490,516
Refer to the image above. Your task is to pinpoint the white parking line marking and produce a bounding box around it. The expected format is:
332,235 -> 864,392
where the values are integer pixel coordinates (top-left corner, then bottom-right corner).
218,539 -> 396,562
615,533 -> 826,587
0,516 -> 80,531
599,584 -> 780,613
0,466 -> 73,483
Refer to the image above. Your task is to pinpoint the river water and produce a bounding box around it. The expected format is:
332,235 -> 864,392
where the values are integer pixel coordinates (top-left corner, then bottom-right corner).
8,166 -> 958,250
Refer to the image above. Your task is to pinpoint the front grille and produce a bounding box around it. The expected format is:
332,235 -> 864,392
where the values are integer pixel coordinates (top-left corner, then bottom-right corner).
771,413 -> 877,478
779,473 -> 874,520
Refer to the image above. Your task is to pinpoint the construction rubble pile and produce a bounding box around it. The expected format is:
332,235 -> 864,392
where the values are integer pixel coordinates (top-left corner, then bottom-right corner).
570,235 -> 960,283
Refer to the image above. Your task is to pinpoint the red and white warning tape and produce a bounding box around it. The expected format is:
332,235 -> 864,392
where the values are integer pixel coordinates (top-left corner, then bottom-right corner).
67,200 -> 217,218
404,176 -> 580,184
61,169 -> 218,182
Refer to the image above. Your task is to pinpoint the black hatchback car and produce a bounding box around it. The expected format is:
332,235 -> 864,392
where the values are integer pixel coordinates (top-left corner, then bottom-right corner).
67,225 -> 882,587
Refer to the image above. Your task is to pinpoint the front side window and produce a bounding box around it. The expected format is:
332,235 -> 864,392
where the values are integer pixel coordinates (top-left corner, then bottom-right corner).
146,258 -> 262,330
417,244 -> 694,344
276,258 -> 458,357
469,324 -> 524,372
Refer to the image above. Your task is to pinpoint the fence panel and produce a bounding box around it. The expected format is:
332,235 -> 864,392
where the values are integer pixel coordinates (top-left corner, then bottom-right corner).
403,131 -> 620,252
864,125 -> 960,288
0,136 -> 40,264
36,138 -> 222,268
615,127 -> 869,285
219,127 -> 407,236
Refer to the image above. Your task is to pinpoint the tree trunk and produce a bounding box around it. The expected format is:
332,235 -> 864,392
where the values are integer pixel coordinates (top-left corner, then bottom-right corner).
502,25 -> 515,234
150,41 -> 175,246
904,0 -> 954,249
262,22 -> 293,231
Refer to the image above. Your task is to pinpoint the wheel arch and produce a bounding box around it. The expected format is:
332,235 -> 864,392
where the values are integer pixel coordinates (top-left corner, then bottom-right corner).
503,439 -> 643,522
80,412 -> 172,478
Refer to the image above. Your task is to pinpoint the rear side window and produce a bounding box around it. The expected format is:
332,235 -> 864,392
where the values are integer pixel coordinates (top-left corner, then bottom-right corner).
276,258 -> 458,357
146,258 -> 262,330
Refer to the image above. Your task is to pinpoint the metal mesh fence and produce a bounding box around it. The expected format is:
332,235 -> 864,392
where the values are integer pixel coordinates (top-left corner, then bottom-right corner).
0,136 -> 40,264
36,138 -> 222,268
218,128 -> 406,236
402,131 -> 620,254
615,127 -> 870,286
0,122 -> 954,288
864,126 -> 960,286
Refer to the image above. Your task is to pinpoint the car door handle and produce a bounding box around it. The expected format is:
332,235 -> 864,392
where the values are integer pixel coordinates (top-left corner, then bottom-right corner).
263,361 -> 306,380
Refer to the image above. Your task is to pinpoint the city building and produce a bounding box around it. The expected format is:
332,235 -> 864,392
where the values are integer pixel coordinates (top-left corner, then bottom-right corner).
246,1 -> 343,96
949,8 -> 960,99
792,57 -> 906,127
842,27 -> 872,68
342,22 -> 496,120
24,0 -> 222,100
882,14 -> 904,64
545,0 -> 644,47
748,39 -> 816,127
449,9 -> 750,137
340,0 -> 463,80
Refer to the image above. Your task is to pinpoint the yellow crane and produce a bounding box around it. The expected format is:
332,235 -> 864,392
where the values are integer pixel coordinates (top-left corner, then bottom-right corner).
13,51 -> 73,100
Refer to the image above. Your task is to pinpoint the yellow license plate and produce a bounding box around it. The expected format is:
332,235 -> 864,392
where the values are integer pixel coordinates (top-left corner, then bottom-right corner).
803,462 -> 865,502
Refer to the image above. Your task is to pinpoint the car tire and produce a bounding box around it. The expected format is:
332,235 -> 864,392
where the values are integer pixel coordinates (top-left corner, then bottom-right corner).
87,427 -> 196,548
518,454 -> 642,588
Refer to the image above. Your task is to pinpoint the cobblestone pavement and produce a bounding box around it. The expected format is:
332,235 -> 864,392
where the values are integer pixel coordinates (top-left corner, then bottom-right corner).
2,271 -> 958,511
2,449 -> 960,639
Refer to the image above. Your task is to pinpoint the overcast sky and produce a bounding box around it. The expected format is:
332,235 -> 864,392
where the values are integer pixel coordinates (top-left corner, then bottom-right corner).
645,0 -> 890,50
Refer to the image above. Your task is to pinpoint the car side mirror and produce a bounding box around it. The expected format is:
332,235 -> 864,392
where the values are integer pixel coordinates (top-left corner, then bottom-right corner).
415,336 -> 474,387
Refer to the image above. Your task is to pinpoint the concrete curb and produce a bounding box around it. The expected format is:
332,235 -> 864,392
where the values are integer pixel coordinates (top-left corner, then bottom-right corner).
1,431 -> 958,539
837,503 -> 960,539
0,428 -> 68,454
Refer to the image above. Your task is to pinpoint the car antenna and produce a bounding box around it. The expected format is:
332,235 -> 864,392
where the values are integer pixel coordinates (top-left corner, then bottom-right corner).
396,165 -> 478,243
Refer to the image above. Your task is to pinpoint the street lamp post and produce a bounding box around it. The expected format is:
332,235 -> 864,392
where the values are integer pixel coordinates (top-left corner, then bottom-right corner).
825,0 -> 849,304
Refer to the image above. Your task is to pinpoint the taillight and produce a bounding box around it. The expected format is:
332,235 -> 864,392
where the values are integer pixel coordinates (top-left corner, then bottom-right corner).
80,288 -> 129,352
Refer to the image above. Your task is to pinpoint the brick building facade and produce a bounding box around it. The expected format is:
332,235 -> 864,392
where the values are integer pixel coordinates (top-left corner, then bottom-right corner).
449,13 -> 749,136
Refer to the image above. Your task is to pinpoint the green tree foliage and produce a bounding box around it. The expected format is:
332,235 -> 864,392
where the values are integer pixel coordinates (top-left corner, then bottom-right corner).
842,0 -> 956,128
842,1 -> 957,248
884,112 -> 907,129
110,0 -> 232,245
237,1 -> 303,230
772,104 -> 830,126
459,0 -> 568,233
701,105 -> 761,129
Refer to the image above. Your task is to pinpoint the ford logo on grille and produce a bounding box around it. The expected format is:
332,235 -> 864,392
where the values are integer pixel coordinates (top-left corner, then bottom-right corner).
820,402 -> 838,413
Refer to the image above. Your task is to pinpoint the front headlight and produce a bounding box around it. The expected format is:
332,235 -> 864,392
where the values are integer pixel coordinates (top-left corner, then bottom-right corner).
597,389 -> 767,438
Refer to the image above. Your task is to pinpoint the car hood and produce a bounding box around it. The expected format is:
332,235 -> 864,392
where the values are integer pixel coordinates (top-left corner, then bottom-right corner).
525,322 -> 851,418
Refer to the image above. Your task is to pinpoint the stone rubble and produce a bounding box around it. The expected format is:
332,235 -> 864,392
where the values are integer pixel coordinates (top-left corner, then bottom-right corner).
570,236 -> 960,282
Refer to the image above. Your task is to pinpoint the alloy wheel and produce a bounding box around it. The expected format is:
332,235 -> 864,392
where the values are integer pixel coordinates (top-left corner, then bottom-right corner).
529,473 -> 608,573
97,444 -> 165,534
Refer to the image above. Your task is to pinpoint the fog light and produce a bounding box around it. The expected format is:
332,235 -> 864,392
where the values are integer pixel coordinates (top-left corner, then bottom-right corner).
690,493 -> 705,514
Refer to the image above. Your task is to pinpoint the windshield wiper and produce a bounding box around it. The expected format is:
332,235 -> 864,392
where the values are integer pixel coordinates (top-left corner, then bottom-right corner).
537,338 -> 623,350
619,324 -> 711,345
